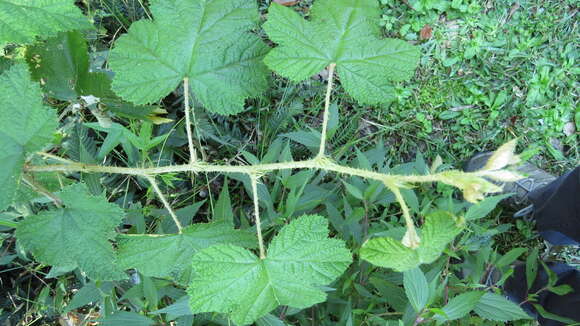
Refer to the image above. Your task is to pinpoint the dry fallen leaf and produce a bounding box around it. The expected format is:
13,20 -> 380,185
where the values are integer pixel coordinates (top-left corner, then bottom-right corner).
273,0 -> 299,6
420,25 -> 433,40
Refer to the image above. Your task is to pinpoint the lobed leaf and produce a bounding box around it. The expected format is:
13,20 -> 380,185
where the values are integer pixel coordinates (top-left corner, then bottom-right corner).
117,222 -> 257,278
0,63 -> 58,210
0,0 -> 91,44
187,215 -> 352,325
16,183 -> 126,280
263,0 -> 420,104
109,0 -> 270,115
360,211 -> 462,272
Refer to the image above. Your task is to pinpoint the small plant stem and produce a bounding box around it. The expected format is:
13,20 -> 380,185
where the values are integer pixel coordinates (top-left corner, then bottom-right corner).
190,102 -> 208,161
26,159 -> 441,182
317,63 -> 336,158
183,78 -> 198,163
392,186 -> 413,229
387,182 -> 420,248
250,174 -> 266,259
36,152 -> 76,164
145,175 -> 183,234
22,175 -> 63,208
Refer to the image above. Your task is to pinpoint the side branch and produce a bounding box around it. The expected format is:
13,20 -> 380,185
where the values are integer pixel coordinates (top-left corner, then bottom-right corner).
318,63 -> 337,158
386,182 -> 420,249
145,175 -> 183,234
22,175 -> 63,208
250,174 -> 266,259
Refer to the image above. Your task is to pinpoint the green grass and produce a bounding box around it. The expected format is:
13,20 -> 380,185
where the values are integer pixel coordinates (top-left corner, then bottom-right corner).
319,0 -> 578,172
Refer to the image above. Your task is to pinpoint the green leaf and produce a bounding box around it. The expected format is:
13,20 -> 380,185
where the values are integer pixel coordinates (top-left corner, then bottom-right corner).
361,237 -> 417,271
64,282 -> 113,312
150,296 -> 192,319
533,303 -> 579,324
263,0 -> 419,104
0,63 -> 57,210
26,31 -> 89,100
385,321 -> 404,326
435,291 -> 484,322
526,247 -> 539,291
13,171 -> 72,206
495,247 -> 526,268
0,139 -> 24,211
85,122 -> 170,158
369,277 -> 407,311
465,193 -> 511,220
117,222 -> 256,278
256,314 -> 288,326
547,284 -> 573,296
281,130 -> 321,150
0,56 -> 11,73
541,260 -> 559,287
0,0 -> 92,44
98,311 -> 155,326
342,181 -> 364,200
142,275 -> 159,309
473,293 -> 531,321
84,122 -> 131,159
26,31 -> 168,122
109,0 -> 269,115
404,268 -> 429,312
16,183 -> 126,280
361,211 -> 462,272
0,213 -> 18,229
187,215 -> 352,325
214,181 -> 234,225
417,211 -> 463,261
62,125 -> 102,195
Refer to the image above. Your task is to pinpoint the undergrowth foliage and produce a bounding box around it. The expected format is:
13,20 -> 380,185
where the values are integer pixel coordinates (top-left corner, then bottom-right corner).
0,0 -> 533,325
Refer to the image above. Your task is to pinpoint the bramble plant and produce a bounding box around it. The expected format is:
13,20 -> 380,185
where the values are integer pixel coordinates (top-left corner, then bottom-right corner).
0,0 -> 537,325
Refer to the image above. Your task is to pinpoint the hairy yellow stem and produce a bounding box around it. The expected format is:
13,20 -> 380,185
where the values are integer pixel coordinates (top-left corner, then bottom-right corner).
318,63 -> 337,158
251,174 -> 266,259
183,78 -> 197,163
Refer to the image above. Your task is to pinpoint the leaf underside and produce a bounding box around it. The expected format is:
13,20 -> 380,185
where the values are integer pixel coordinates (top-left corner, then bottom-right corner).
360,211 -> 463,272
109,0 -> 270,115
187,215 -> 352,325
0,63 -> 58,210
263,0 -> 420,104
16,183 -> 126,280
0,0 -> 91,44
